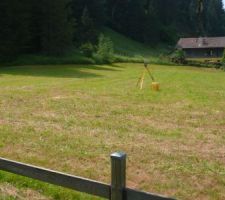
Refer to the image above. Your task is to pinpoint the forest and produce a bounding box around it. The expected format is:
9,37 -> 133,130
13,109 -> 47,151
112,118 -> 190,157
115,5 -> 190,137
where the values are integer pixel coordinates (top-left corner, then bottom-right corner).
0,0 -> 225,60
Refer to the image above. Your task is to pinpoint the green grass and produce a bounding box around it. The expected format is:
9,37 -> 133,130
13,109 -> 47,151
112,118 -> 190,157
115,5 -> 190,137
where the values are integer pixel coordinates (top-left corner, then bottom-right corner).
1,50 -> 95,67
0,63 -> 225,200
186,58 -> 222,62
103,27 -> 171,64
1,28 -> 172,67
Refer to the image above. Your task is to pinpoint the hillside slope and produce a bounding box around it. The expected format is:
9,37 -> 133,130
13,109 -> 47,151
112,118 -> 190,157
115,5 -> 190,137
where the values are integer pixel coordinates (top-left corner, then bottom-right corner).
103,27 -> 169,61
2,28 -> 170,66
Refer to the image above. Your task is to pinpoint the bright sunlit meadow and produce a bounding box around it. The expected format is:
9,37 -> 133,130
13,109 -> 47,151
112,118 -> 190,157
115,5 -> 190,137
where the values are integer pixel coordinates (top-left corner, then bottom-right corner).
0,63 -> 225,200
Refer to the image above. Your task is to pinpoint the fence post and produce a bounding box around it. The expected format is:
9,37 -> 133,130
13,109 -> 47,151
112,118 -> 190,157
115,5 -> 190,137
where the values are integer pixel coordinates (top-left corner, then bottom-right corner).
111,152 -> 126,200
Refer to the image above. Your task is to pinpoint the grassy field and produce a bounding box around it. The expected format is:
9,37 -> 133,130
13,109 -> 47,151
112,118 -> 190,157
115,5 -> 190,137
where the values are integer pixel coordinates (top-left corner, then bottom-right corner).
0,63 -> 225,200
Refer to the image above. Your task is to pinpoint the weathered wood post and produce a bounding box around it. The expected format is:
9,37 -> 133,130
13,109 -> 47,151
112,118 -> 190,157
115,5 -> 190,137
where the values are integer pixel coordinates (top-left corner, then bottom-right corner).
111,152 -> 126,200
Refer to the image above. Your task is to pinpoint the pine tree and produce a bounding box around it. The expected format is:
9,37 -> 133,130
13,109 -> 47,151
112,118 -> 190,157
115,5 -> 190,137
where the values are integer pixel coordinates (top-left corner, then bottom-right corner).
0,0 -> 31,60
79,7 -> 98,44
206,0 -> 225,36
70,0 -> 105,44
222,49 -> 225,71
39,0 -> 74,55
84,0 -> 105,28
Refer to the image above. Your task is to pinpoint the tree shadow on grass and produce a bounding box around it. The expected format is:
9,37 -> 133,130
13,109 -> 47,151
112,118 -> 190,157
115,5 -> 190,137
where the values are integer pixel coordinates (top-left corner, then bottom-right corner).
109,63 -> 126,68
0,64 -> 122,79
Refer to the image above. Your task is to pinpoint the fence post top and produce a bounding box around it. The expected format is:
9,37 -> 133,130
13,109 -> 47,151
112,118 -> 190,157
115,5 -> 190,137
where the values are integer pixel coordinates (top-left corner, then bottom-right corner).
111,152 -> 126,160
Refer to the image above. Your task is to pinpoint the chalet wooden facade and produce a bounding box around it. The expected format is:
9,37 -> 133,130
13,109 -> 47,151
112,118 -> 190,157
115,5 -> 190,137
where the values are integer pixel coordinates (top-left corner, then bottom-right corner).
176,37 -> 225,58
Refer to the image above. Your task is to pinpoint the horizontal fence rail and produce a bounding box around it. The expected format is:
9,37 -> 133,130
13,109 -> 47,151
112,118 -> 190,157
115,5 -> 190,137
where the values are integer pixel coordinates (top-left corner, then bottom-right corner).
125,189 -> 175,200
0,157 -> 110,198
0,153 -> 176,200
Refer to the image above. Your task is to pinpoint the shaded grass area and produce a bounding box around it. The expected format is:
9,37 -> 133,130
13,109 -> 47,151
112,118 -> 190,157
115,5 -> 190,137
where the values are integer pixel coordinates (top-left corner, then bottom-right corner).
0,172 -> 100,200
1,50 -> 95,67
0,63 -> 225,200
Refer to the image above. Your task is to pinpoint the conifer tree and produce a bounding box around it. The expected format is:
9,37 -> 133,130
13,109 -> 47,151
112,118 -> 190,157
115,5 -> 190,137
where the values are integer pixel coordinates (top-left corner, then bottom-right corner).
206,0 -> 225,36
79,7 -> 98,44
0,0 -> 31,60
39,0 -> 74,55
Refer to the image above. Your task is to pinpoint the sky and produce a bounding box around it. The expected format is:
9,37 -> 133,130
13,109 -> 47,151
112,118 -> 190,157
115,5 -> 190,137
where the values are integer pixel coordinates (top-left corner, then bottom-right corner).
224,0 -> 225,8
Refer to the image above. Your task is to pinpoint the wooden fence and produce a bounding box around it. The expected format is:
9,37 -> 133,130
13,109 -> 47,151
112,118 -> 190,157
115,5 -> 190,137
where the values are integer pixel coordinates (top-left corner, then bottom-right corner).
0,152 -> 176,200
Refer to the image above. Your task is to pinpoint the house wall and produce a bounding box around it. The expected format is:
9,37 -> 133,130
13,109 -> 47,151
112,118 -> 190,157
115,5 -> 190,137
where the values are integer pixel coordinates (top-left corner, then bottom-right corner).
184,48 -> 224,58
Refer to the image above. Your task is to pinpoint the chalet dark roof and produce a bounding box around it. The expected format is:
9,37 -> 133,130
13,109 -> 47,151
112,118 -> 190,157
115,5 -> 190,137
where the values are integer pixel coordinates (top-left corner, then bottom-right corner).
177,37 -> 225,49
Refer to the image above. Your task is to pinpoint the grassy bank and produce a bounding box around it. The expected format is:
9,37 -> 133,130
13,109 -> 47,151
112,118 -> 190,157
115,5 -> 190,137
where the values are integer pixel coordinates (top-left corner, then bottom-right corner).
1,28 -> 173,67
0,63 -> 224,200
103,28 -> 172,64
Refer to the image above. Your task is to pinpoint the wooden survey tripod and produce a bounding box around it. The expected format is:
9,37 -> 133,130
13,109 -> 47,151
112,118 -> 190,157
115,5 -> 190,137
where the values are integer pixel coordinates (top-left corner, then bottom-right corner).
137,61 -> 158,90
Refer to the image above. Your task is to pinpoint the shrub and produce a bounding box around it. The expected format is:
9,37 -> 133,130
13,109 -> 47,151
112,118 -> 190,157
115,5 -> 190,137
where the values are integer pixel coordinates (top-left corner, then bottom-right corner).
93,34 -> 115,64
222,51 -> 225,70
80,43 -> 95,57
170,49 -> 186,64
222,49 -> 225,63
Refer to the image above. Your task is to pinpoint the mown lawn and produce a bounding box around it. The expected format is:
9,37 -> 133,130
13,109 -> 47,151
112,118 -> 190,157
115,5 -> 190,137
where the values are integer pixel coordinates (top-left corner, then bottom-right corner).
0,63 -> 224,200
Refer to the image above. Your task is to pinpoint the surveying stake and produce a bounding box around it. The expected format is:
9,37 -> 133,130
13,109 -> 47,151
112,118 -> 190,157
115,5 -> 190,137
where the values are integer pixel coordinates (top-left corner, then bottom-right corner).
137,60 -> 160,91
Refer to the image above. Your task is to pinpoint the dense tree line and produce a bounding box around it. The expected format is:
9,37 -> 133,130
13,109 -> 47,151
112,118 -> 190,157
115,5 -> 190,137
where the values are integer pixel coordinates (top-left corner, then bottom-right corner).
0,0 -> 225,60
107,0 -> 225,44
